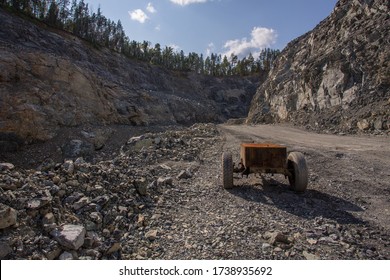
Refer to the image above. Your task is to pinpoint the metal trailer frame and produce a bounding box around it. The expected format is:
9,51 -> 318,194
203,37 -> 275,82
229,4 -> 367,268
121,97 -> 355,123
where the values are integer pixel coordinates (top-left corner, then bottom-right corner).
222,143 -> 308,192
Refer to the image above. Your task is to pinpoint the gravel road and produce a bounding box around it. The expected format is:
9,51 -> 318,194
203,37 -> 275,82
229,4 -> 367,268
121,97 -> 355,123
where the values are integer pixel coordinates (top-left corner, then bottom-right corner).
1,123 -> 389,260
150,124 -> 390,259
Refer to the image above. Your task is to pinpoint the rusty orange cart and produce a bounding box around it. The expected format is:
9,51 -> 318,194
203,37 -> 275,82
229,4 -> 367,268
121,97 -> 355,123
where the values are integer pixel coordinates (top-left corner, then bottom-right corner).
222,143 -> 308,192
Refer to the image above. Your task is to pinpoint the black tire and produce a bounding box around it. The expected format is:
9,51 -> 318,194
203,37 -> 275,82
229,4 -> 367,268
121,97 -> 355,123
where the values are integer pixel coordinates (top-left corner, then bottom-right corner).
287,152 -> 308,192
222,152 -> 234,189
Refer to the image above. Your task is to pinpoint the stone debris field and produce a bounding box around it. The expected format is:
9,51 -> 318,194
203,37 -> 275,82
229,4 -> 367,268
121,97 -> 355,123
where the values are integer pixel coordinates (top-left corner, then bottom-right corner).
1,123 -> 389,260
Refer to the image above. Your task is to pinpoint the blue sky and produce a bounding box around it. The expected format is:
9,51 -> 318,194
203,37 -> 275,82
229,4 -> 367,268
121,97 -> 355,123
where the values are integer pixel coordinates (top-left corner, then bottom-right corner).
84,0 -> 338,58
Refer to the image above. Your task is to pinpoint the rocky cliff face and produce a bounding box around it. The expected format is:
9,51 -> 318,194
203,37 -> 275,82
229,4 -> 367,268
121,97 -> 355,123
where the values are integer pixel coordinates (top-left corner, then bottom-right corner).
0,9 -> 259,148
247,0 -> 389,133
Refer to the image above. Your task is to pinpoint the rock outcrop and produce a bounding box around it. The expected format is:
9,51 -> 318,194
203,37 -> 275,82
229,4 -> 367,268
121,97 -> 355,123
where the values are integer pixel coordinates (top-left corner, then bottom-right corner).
0,8 -> 259,146
247,0 -> 389,133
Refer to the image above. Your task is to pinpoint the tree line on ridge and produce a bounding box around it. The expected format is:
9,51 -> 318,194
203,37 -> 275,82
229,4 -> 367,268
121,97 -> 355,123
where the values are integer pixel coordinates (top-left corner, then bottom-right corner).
1,0 -> 280,76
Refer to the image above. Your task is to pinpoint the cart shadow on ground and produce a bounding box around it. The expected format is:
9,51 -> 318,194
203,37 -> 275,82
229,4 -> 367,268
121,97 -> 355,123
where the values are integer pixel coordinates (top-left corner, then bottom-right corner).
227,175 -> 366,225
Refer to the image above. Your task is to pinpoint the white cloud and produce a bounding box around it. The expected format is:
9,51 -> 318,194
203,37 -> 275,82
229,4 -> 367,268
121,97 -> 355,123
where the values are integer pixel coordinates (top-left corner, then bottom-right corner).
206,42 -> 215,56
170,0 -> 208,6
169,44 -> 181,52
222,27 -> 277,58
129,9 -> 149,23
146,3 -> 157,13
155,24 -> 161,31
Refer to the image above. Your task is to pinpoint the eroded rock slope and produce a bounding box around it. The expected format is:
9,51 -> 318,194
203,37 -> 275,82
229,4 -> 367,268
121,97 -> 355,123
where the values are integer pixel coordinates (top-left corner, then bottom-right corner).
0,9 -> 258,146
247,0 -> 389,133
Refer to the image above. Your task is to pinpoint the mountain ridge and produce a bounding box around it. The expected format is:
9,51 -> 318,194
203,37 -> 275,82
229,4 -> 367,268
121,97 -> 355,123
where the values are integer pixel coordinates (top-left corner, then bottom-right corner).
0,7 -> 261,149
247,0 -> 389,134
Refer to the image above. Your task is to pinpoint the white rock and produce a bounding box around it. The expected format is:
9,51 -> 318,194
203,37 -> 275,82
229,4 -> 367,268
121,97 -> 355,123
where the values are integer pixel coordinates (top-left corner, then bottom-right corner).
27,197 -> 51,210
42,213 -> 55,225
307,238 -> 318,245
303,250 -> 320,260
59,251 -> 74,260
0,163 -> 15,171
262,243 -> 272,252
51,224 -> 86,250
264,231 -> 289,245
72,197 -> 91,210
63,160 -> 75,174
159,164 -> 171,170
177,170 -> 192,180
89,212 -> 102,224
157,177 -> 173,187
357,119 -> 370,131
145,229 -> 158,241
128,135 -> 144,144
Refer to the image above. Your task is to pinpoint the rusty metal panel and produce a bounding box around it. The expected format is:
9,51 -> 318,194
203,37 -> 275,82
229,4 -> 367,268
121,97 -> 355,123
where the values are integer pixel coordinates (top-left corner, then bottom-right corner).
240,143 -> 287,169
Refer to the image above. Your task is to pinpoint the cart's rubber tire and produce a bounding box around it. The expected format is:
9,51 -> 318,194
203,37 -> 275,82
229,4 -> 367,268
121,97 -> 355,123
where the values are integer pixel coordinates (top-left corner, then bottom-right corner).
287,152 -> 308,192
222,152 -> 234,189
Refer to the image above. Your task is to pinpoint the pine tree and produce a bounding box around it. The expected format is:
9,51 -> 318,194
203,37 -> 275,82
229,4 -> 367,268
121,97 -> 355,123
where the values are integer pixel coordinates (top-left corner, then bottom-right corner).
46,0 -> 59,27
0,0 -> 279,77
58,0 -> 69,27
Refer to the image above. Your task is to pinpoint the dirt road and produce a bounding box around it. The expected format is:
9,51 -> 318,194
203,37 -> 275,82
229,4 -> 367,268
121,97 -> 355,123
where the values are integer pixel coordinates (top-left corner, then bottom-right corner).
152,124 -> 390,259
2,123 -> 389,260
220,124 -> 390,230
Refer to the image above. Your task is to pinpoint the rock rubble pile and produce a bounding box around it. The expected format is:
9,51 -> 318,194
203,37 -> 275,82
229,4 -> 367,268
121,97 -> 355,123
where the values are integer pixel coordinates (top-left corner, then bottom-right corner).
0,124 -> 219,259
1,123 -> 389,260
